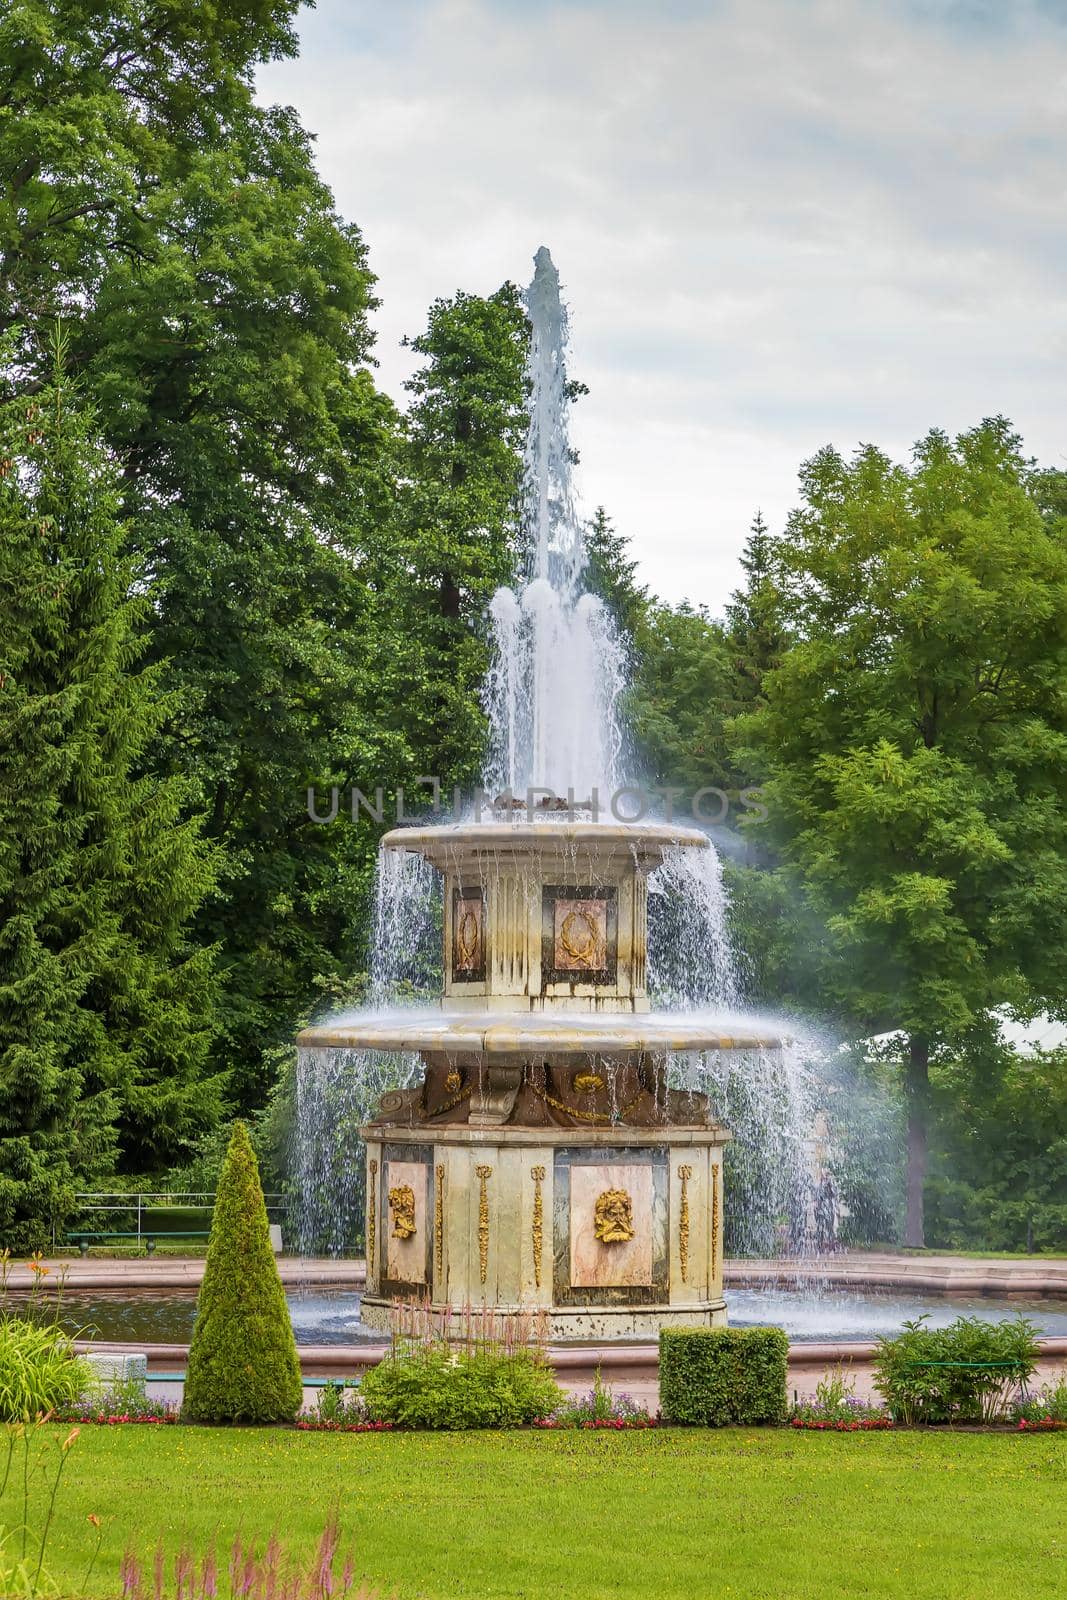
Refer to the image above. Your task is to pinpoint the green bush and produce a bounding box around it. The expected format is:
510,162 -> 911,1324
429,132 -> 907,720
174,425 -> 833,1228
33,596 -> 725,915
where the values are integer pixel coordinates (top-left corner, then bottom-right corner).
359,1344 -> 562,1430
0,1318 -> 89,1421
659,1327 -> 788,1426
182,1122 -> 302,1423
874,1315 -> 1039,1424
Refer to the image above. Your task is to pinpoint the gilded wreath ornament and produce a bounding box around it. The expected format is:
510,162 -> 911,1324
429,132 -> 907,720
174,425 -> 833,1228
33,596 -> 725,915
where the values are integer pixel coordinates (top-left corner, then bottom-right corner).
559,907 -> 601,968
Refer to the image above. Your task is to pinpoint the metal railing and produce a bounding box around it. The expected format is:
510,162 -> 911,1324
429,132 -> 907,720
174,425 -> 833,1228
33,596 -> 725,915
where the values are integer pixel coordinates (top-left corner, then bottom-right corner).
57,1191 -> 289,1251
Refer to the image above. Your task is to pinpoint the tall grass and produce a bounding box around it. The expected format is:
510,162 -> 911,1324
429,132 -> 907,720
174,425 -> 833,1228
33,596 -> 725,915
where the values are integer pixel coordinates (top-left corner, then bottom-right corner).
120,1510 -> 380,1598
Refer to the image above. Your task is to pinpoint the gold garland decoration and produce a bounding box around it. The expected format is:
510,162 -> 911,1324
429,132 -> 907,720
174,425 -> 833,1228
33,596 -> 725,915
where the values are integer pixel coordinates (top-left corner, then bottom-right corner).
420,1080 -> 472,1120
475,1164 -> 493,1285
528,1081 -> 644,1125
434,1164 -> 445,1280
711,1163 -> 721,1282
367,1159 -> 378,1269
530,1165 -> 546,1289
678,1165 -> 693,1283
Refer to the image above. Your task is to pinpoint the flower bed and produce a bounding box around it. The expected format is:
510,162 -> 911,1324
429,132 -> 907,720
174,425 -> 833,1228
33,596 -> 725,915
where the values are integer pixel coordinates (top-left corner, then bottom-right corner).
1016,1417 -> 1067,1433
790,1417 -> 894,1432
533,1415 -> 658,1430
295,1418 -> 394,1433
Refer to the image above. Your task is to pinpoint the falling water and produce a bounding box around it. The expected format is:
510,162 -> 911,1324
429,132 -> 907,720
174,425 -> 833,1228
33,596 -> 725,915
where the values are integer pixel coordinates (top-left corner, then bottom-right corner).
292,850 -> 441,1253
483,247 -> 629,801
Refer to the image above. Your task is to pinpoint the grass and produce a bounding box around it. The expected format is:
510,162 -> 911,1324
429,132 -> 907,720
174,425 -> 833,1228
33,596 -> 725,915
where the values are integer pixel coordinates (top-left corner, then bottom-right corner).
31,1424 -> 1067,1599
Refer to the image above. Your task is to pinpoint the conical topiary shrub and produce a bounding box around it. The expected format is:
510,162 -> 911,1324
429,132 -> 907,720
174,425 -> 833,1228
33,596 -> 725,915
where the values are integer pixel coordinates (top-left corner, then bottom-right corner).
183,1122 -> 302,1422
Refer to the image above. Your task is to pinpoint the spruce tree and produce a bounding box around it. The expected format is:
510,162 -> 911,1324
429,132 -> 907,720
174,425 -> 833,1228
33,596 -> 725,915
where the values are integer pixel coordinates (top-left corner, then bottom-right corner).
183,1121 -> 302,1423
0,357 -> 221,1249
584,506 -> 649,638
725,510 -> 787,717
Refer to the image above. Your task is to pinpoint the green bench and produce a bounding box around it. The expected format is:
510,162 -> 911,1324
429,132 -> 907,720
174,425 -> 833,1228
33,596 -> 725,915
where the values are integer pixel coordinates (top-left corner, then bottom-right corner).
66,1230 -> 212,1257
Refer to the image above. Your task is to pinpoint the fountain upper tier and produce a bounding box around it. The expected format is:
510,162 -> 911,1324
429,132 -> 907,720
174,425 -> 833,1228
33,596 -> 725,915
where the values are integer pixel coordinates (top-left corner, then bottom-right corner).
381,817 -> 707,1016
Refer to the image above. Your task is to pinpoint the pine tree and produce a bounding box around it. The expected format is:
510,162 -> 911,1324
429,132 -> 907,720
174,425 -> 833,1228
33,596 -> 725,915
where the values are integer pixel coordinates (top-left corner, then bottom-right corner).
0,356 -> 221,1249
584,507 -> 649,639
183,1121 -> 302,1422
725,510 -> 787,712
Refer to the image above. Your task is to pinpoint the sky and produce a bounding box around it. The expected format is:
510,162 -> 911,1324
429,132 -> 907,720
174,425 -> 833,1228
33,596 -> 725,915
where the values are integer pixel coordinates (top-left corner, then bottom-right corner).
258,0 -> 1067,609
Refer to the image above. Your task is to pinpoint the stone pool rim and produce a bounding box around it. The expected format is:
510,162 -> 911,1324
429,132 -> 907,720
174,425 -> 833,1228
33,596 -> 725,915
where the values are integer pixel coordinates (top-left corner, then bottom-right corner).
11,1250 -> 1067,1299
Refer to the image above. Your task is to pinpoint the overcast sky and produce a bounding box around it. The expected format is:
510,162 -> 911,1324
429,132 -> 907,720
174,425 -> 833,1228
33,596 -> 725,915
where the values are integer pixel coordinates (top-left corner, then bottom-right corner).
258,0 -> 1067,609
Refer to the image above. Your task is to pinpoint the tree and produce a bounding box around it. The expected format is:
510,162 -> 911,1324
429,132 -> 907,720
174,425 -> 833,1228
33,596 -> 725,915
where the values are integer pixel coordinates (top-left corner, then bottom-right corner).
734,420 -> 1067,1245
584,506 -> 649,639
631,603 -> 737,794
388,285 -> 529,786
183,1121 -> 301,1422
725,511 -> 787,721
0,358 -> 221,1249
3,0 -> 410,1105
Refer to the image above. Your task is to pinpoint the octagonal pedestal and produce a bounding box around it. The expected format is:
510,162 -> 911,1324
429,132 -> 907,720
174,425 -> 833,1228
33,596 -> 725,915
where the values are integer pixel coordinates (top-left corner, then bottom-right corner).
360,1122 -> 729,1342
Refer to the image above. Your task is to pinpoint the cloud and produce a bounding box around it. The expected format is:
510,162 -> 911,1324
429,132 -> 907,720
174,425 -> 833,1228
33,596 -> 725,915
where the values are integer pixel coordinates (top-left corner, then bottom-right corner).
259,0 -> 1067,607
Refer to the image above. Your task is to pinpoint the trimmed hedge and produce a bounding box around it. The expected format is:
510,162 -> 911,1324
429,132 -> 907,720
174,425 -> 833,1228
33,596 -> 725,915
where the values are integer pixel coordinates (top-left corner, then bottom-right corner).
183,1122 -> 302,1423
659,1327 -> 789,1426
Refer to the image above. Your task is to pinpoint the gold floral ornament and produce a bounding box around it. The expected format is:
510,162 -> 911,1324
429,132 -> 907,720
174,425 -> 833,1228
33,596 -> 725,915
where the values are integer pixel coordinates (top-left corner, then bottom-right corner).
678,1165 -> 693,1283
530,1166 -> 546,1288
367,1159 -> 378,1265
388,1184 -> 417,1241
456,908 -> 481,969
573,1072 -> 604,1094
434,1165 -> 445,1278
594,1188 -> 635,1245
476,1165 -> 493,1284
445,1069 -> 462,1093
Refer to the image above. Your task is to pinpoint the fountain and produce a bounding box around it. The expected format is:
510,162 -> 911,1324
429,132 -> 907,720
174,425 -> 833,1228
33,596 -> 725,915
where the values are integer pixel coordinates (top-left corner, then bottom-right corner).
296,247 -> 783,1339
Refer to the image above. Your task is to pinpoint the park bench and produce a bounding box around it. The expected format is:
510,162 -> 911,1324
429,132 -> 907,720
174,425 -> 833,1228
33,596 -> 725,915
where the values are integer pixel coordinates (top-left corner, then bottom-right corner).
66,1230 -> 212,1257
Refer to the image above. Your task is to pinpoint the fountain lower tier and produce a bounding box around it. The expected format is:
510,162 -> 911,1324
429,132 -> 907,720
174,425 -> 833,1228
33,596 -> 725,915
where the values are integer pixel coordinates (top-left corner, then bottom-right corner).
359,1121 -> 730,1341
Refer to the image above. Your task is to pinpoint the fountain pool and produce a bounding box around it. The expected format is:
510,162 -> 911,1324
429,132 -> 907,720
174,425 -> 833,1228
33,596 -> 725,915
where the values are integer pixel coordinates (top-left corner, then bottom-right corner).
21,1286 -> 1067,1347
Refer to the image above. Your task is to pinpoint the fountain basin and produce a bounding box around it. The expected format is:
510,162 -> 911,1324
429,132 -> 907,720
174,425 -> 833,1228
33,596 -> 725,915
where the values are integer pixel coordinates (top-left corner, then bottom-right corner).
297,1012 -> 781,1056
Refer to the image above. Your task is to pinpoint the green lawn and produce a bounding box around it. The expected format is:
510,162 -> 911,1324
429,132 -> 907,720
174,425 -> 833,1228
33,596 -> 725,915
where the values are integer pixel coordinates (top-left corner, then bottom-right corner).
29,1425 -> 1067,1599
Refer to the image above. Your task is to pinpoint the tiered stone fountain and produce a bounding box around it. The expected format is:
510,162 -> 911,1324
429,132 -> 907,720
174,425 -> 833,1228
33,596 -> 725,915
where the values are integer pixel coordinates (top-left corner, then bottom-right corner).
296,246 -> 784,1338
298,819 -> 778,1339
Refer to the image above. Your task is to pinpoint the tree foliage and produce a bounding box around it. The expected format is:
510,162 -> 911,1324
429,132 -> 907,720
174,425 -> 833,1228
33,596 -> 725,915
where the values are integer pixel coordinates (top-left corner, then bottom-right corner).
183,1120 -> 301,1422
734,420 -> 1067,1243
0,358 -> 221,1248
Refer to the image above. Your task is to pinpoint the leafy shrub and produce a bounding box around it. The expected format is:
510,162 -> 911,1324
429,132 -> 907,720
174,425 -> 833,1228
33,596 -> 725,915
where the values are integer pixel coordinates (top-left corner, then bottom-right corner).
874,1315 -> 1039,1424
0,1319 -> 89,1423
359,1344 -> 562,1430
183,1123 -> 302,1423
659,1327 -> 788,1426
924,1179 -> 1067,1254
